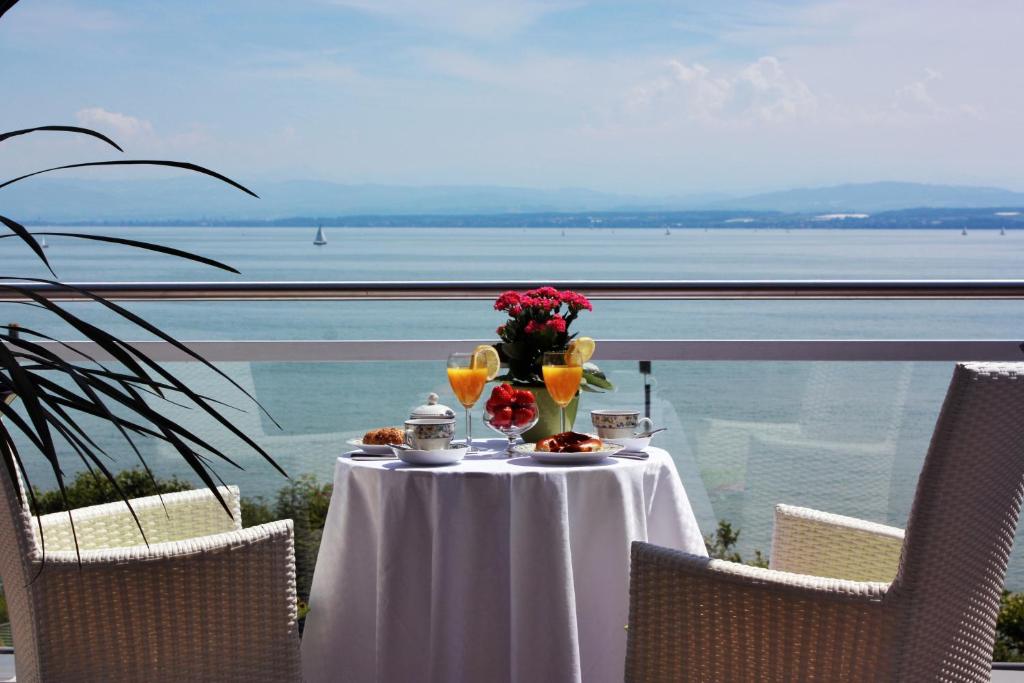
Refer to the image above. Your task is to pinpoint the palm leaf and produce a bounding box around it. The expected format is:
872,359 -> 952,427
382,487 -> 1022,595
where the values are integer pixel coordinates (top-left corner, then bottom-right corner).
0,0 -> 19,21
0,160 -> 258,197
0,125 -> 123,152
0,231 -> 239,273
0,215 -> 54,276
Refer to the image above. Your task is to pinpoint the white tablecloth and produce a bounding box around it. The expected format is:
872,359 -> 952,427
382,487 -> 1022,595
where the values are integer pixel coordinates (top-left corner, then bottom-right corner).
301,440 -> 706,683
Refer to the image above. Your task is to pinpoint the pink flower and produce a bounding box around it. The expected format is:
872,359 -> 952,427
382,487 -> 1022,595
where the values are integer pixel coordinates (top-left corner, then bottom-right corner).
547,316 -> 567,333
509,304 -> 523,316
494,291 -> 522,312
560,290 -> 593,311
526,286 -> 560,299
524,320 -> 541,334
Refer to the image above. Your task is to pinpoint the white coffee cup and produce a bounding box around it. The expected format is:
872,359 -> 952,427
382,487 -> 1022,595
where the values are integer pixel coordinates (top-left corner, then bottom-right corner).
404,418 -> 456,451
590,410 -> 653,440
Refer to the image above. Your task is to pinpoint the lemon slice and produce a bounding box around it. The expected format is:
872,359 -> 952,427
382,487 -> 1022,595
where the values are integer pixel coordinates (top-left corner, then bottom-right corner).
472,344 -> 501,380
567,337 -> 596,364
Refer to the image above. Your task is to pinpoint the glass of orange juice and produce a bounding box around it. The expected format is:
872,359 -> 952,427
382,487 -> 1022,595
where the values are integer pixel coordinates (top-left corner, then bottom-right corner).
542,350 -> 584,433
447,352 -> 489,452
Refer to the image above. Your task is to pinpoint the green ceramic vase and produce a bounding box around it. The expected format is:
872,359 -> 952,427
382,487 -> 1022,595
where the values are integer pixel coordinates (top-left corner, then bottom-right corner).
519,385 -> 579,443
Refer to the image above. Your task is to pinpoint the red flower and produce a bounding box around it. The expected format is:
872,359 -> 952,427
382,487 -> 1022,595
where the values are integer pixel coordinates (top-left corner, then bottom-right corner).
524,320 -> 541,334
494,291 -> 522,311
560,290 -> 592,311
526,286 -> 560,299
548,315 -> 567,333
496,325 -> 506,336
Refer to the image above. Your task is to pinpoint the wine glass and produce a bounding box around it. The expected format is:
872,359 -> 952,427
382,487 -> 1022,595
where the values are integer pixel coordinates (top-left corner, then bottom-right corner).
447,352 -> 488,452
542,350 -> 584,433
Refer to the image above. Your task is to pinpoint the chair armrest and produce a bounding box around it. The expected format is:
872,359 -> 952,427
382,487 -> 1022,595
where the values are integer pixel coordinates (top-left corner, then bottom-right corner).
771,504 -> 904,582
27,521 -> 301,682
626,541 -> 895,682
35,485 -> 241,551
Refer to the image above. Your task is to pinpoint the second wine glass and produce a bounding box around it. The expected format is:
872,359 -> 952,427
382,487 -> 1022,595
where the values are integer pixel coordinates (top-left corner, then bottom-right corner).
542,350 -> 584,433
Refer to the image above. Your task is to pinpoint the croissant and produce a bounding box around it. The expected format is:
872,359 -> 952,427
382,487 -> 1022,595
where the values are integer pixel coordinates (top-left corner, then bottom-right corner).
536,431 -> 604,453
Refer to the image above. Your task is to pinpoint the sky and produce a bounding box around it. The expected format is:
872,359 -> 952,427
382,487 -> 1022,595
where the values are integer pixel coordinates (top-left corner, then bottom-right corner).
1,0 -> 1022,196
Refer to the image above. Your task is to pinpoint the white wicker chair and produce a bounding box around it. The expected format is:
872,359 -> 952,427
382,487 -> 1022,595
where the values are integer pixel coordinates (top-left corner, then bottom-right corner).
0,457 -> 302,682
626,362 -> 1024,682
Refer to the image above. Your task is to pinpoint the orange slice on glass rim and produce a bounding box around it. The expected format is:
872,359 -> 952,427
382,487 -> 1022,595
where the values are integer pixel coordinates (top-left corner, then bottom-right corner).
472,344 -> 501,380
567,337 -> 596,364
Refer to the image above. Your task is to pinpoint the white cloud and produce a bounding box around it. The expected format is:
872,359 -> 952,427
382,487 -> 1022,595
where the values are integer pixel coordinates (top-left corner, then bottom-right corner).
75,107 -> 153,140
327,0 -> 579,38
629,56 -> 818,125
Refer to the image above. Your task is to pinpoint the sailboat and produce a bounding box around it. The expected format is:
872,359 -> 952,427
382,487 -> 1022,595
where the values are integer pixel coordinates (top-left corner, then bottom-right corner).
1001,227 -> 1007,236
313,225 -> 327,246
665,227 -> 671,236
961,227 -> 968,236
40,237 -> 48,249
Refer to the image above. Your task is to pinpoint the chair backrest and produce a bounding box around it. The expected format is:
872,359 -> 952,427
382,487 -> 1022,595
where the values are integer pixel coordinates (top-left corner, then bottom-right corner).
0,443 -> 42,677
893,363 -> 1024,680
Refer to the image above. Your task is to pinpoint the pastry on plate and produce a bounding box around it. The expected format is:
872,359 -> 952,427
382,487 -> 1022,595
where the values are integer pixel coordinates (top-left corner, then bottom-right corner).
536,431 -> 604,453
362,426 -> 404,445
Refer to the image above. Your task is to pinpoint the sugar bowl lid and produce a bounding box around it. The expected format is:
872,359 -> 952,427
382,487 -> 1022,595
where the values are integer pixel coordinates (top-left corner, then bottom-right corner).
410,392 -> 456,420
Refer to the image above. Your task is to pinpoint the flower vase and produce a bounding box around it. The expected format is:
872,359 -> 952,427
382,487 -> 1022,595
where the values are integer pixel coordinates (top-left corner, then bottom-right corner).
518,385 -> 579,442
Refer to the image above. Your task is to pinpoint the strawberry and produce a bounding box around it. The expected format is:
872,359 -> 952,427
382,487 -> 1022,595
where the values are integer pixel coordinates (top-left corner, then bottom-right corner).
485,398 -> 500,413
494,384 -> 516,401
492,406 -> 514,428
514,389 -> 535,405
513,407 -> 535,427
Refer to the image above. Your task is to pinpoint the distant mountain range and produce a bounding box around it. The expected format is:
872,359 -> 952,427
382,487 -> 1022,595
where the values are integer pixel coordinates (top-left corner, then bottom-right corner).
2,178 -> 1023,223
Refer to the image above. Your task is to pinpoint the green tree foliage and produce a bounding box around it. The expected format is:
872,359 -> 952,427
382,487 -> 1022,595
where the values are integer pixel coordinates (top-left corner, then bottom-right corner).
30,469 -> 193,515
705,519 -> 768,568
995,590 -> 1024,661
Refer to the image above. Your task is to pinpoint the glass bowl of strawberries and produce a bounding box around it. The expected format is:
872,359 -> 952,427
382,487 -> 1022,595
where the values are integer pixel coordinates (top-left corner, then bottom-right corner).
482,384 -> 540,455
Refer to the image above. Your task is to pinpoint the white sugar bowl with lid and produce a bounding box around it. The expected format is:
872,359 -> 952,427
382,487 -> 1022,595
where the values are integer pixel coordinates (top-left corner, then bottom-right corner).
409,393 -> 456,421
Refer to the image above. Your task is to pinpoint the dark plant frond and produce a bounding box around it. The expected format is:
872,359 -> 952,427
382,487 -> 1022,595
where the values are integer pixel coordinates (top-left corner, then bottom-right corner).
0,232 -> 240,273
0,160 -> 259,197
0,0 -> 19,21
0,125 -> 123,152
0,215 -> 54,276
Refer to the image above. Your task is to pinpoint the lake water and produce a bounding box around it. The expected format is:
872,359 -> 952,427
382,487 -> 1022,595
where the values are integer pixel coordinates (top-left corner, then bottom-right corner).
4,226 -> 1024,585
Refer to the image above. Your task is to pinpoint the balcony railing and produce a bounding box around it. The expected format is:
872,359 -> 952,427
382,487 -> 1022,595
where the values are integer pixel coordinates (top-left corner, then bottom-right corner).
4,280 -> 1024,670
5,279 -> 1021,362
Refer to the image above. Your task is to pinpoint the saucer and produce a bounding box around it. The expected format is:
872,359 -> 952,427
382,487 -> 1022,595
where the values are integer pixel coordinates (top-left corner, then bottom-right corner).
391,445 -> 468,466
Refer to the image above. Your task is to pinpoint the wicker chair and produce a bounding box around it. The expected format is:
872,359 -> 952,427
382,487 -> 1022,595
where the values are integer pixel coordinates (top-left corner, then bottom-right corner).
626,362 -> 1024,682
0,457 -> 302,682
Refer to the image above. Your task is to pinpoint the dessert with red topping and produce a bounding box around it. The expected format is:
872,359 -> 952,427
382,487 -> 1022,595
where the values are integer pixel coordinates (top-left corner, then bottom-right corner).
535,431 -> 604,453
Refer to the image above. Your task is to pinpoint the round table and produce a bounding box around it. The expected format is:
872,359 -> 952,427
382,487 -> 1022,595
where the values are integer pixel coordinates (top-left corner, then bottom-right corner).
300,440 -> 706,683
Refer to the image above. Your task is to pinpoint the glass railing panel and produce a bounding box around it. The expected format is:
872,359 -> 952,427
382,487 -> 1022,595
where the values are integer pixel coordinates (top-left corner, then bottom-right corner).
8,357 -> 1022,592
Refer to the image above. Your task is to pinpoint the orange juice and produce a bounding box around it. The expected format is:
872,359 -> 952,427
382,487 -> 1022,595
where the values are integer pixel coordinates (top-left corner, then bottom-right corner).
447,367 -> 488,407
542,365 -> 583,407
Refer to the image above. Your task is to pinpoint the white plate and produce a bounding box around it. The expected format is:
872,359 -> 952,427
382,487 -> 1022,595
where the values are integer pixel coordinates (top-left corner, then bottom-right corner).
512,442 -> 620,465
391,445 -> 468,466
346,438 -> 398,455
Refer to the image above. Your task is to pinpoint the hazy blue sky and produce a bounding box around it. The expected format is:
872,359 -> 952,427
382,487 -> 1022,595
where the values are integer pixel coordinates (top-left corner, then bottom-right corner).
1,0 -> 1022,195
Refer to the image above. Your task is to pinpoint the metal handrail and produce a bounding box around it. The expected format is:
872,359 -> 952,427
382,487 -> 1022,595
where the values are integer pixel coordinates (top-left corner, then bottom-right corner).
33,339 -> 1024,363
5,280 -> 1024,301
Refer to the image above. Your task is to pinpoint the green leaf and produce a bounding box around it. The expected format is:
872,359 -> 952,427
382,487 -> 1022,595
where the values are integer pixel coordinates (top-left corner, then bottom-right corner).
582,369 -> 613,391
